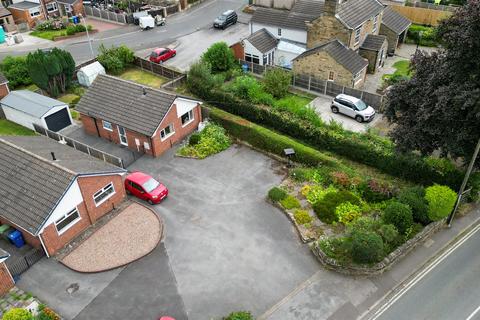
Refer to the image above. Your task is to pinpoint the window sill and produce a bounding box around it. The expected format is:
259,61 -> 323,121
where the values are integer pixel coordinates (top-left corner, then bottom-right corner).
94,191 -> 116,207
103,127 -> 113,132
160,132 -> 175,142
56,215 -> 81,236
181,119 -> 194,128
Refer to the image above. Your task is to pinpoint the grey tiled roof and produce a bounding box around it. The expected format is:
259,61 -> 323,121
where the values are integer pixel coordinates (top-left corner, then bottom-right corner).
360,34 -> 387,51
337,0 -> 384,29
0,5 -> 11,17
1,90 -> 66,118
56,0 -> 78,4
8,1 -> 40,10
0,72 -> 8,84
291,0 -> 324,17
76,75 -> 178,137
381,6 -> 411,34
1,136 -> 125,175
0,138 -> 75,235
246,28 -> 278,53
294,39 -> 368,74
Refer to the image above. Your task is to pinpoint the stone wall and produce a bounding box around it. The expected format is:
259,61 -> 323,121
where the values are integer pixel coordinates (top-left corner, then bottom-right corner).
359,39 -> 387,74
310,219 -> 446,276
306,15 -> 350,49
379,25 -> 399,55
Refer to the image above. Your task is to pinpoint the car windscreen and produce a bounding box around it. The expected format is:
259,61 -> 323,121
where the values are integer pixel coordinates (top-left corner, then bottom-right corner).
150,52 -> 158,57
354,99 -> 368,111
143,178 -> 160,192
218,15 -> 226,20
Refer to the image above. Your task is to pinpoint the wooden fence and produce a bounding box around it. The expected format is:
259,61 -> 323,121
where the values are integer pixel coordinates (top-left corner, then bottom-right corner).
239,60 -> 384,110
392,4 -> 453,26
132,56 -> 185,81
84,5 -> 129,24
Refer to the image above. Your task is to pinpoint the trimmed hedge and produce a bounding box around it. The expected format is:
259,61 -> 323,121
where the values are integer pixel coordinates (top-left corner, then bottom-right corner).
198,89 -> 466,189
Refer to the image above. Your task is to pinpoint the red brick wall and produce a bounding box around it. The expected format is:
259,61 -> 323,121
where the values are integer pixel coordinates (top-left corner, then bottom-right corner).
0,262 -> 14,296
9,7 -> 43,28
72,0 -> 85,16
230,42 -> 245,60
40,201 -> 91,256
77,175 -> 125,223
151,104 -> 202,156
0,83 -> 9,99
0,217 -> 41,249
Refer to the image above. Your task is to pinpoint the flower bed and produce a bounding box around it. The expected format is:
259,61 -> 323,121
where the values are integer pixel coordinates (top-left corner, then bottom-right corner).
176,123 -> 231,159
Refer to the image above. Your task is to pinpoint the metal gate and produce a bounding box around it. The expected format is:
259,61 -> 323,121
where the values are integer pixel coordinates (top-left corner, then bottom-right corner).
6,248 -> 46,279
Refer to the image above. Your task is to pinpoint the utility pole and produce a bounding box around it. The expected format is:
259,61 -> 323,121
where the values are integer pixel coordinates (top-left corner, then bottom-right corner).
79,13 -> 95,59
447,137 -> 480,226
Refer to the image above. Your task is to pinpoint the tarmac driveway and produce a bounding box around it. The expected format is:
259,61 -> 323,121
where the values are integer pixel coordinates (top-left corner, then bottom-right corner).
128,145 -> 319,319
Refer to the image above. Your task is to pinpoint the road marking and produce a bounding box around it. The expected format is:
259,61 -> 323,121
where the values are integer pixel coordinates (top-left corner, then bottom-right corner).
466,305 -> 480,320
365,222 -> 480,320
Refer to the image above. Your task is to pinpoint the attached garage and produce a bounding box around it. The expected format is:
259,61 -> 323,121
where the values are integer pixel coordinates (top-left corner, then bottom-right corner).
0,90 -> 72,132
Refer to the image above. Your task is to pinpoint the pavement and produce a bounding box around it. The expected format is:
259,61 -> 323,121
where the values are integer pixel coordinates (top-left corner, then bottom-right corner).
61,202 -> 162,273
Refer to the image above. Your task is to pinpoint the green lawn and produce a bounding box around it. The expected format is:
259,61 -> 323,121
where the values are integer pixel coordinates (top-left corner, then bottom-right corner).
30,29 -> 66,41
383,60 -> 411,81
118,68 -> 168,89
58,93 -> 80,106
0,119 -> 35,136
278,93 -> 313,107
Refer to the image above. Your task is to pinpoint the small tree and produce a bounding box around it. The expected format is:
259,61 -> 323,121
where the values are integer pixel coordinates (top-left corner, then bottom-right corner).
0,56 -> 31,88
186,60 -> 222,98
383,202 -> 414,234
97,44 -> 134,75
397,186 -> 430,225
425,185 -> 457,221
263,68 -> 292,98
201,42 -> 235,73
2,308 -> 34,320
351,231 -> 384,264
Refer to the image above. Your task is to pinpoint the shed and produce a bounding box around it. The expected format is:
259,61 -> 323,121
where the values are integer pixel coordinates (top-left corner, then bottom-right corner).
1,90 -> 72,132
77,61 -> 106,87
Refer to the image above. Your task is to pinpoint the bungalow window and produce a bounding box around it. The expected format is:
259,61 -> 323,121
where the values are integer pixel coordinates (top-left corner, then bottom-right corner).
328,71 -> 335,81
55,207 -> 80,234
29,7 -> 41,17
102,120 -> 113,131
372,15 -> 379,33
93,183 -> 115,206
46,2 -> 58,12
160,123 -> 175,140
277,28 -> 282,36
354,27 -> 361,45
245,53 -> 260,64
181,110 -> 194,126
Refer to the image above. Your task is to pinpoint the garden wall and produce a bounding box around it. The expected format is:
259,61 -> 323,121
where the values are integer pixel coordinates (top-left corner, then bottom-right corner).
391,5 -> 452,26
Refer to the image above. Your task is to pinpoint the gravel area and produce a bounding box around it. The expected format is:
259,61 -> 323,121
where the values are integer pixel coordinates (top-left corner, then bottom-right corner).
62,202 -> 162,273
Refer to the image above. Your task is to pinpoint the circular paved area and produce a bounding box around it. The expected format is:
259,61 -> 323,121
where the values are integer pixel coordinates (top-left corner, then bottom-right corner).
62,202 -> 162,273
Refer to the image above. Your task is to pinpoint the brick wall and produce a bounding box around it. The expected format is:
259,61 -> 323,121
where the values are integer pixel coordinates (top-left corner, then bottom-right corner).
40,201 -> 91,256
72,0 -> 85,16
0,262 -> 14,296
77,174 -> 125,223
359,40 -> 388,73
307,15 -> 350,49
8,7 -> 43,28
0,15 -> 17,32
0,217 -> 41,249
230,42 -> 245,61
0,83 -> 9,99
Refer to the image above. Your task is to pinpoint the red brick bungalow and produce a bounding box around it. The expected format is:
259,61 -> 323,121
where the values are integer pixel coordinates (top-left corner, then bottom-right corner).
0,136 -> 126,258
76,75 -> 203,157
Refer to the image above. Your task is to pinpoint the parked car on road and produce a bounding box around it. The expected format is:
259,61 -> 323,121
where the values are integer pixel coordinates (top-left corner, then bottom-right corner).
149,48 -> 176,64
330,94 -> 376,123
125,172 -> 168,204
213,10 -> 237,29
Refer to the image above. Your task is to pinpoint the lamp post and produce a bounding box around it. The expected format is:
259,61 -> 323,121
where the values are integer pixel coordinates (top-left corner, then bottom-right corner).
416,31 -> 423,52
79,13 -> 95,59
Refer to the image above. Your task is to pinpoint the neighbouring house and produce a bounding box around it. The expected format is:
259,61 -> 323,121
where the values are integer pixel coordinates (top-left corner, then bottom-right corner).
7,1 -> 43,28
379,6 -> 411,55
242,28 -> 278,66
254,0 -> 296,10
359,34 -> 388,73
56,0 -> 84,17
0,135 -> 126,257
0,4 -> 16,32
0,72 -> 10,100
1,90 -> 73,132
0,249 -> 14,296
76,75 -> 203,157
292,39 -> 369,88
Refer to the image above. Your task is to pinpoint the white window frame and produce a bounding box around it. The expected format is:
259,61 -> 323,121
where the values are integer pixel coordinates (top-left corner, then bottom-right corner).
160,123 -> 175,141
46,2 -> 58,12
245,53 -> 260,64
277,28 -> 282,36
353,71 -> 363,84
372,15 -> 378,33
354,27 -> 361,45
102,120 -> 113,131
29,7 -> 41,17
93,182 -> 116,207
181,110 -> 194,127
55,207 -> 81,235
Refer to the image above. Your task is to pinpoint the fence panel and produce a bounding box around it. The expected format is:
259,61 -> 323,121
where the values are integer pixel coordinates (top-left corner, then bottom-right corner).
326,81 -> 344,97
343,87 -> 363,99
362,92 -> 383,110
309,77 -> 326,94
252,63 -> 265,75
85,5 -> 92,15
6,248 -> 45,278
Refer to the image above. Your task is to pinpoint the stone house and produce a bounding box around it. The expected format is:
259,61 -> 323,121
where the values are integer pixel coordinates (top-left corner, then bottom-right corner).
358,34 -> 388,73
0,136 -> 126,257
379,6 -> 411,55
293,39 -> 368,88
76,75 -> 203,158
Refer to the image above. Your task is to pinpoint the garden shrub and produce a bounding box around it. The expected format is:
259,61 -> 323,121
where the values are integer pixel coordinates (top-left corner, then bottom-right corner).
425,184 -> 457,221
189,133 -> 201,146
223,311 -> 254,320
2,308 -> 33,320
383,202 -> 413,234
398,186 -> 430,225
360,178 -> 395,202
66,25 -> 76,35
349,216 -> 382,234
335,202 -> 362,225
404,223 -> 424,241
302,184 -> 337,205
74,24 -> 86,33
313,191 -> 360,224
330,171 -> 351,189
319,236 -> 352,262
97,44 -> 134,75
225,76 -> 275,105
274,96 -> 323,127
36,307 -> 60,320
351,231 -> 385,264
280,195 -> 301,210
268,187 -> 287,202
0,55 -> 31,88
177,123 -> 231,159
263,68 -> 291,98
201,42 -> 235,73
294,209 -> 313,225
187,61 -> 223,98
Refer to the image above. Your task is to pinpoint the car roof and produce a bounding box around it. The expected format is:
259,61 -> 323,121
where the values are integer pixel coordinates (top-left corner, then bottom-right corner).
154,48 -> 166,52
336,93 -> 361,104
223,9 -> 234,15
127,171 -> 153,184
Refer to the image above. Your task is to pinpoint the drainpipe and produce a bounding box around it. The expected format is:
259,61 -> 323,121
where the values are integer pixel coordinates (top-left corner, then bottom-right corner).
92,116 -> 101,137
38,232 -> 50,258
149,136 -> 155,156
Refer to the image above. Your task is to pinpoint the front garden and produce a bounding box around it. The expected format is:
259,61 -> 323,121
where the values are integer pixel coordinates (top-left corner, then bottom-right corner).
30,19 -> 93,41
177,123 -> 231,159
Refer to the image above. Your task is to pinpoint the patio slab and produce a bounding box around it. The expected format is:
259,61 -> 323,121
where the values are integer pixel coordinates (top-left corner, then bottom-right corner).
61,202 -> 162,273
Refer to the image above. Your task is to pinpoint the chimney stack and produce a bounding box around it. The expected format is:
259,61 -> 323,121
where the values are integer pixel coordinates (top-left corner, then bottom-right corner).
51,152 -> 56,161
324,0 -> 341,15
143,87 -> 147,95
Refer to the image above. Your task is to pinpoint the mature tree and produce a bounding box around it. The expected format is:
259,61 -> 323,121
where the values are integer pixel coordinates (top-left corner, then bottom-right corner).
0,55 -> 31,88
201,42 -> 235,73
26,48 -> 75,97
384,0 -> 480,164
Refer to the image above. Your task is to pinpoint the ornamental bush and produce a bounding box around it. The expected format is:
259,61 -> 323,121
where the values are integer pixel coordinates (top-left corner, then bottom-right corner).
66,25 -> 76,35
360,178 -> 395,202
177,123 -> 231,159
263,68 -> 291,98
397,186 -> 430,225
223,311 -> 254,320
280,195 -> 301,210
268,187 -> 287,202
189,133 -> 201,146
201,42 -> 235,73
351,231 -> 385,264
294,209 -> 313,225
383,202 -> 413,234
425,185 -> 457,221
302,184 -> 337,205
313,191 -> 361,224
0,55 -> 31,88
335,202 -> 362,225
330,171 -> 351,189
2,308 -> 34,320
97,44 -> 134,75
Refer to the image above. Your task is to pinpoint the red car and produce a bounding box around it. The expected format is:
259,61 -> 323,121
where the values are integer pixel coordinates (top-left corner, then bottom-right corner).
125,172 -> 168,204
149,48 -> 176,64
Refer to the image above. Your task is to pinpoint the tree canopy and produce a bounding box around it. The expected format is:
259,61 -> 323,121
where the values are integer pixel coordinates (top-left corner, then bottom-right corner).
384,0 -> 480,165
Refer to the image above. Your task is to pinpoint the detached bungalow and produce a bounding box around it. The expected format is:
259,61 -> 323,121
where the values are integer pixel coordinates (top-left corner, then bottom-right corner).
0,136 -> 126,257
76,75 -> 203,157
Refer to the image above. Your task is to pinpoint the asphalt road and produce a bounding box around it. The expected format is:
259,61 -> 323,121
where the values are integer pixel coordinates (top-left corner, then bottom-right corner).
0,0 -> 247,63
369,222 -> 480,320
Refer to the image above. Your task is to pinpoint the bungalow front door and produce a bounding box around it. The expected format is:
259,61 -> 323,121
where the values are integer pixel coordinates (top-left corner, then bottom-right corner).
118,126 -> 128,146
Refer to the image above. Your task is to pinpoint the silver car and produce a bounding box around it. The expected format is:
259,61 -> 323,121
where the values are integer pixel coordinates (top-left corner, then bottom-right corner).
330,94 -> 376,123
